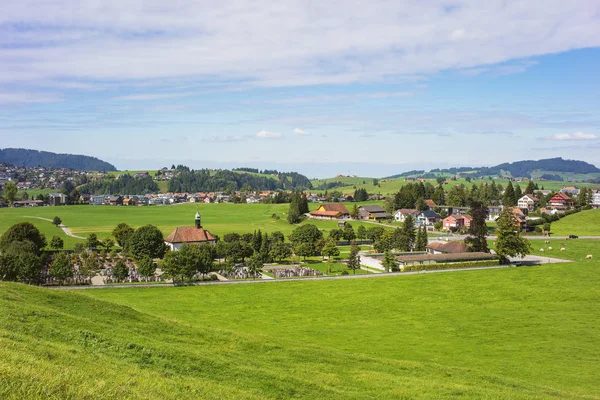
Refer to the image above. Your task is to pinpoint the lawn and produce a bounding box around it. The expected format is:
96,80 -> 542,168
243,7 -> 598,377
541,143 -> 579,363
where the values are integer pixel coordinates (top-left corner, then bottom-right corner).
0,202 -> 391,249
84,262 -> 600,399
528,239 -> 599,262
2,260 -> 600,398
550,209 -> 600,236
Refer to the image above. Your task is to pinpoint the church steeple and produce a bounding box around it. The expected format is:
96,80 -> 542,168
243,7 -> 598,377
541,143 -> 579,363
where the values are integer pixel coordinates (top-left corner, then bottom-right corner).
195,211 -> 201,229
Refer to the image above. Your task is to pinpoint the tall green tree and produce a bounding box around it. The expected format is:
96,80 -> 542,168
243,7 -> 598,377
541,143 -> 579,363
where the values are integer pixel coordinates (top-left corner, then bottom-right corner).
382,250 -> 398,272
52,216 -> 62,226
269,241 -> 292,262
112,222 -> 135,248
464,202 -> 490,253
112,259 -> 129,282
49,252 -> 72,284
495,207 -> 531,263
350,204 -> 360,219
321,237 -> 340,259
136,257 -> 156,281
342,223 -> 356,241
347,242 -> 361,274
85,233 -> 101,250
401,214 -> 416,251
2,181 -> 18,204
524,180 -> 536,194
128,225 -> 167,260
357,225 -> 366,240
246,254 -> 263,278
414,226 -> 428,251
0,222 -> 47,254
514,184 -> 522,201
50,235 -> 64,250
503,181 -> 517,207
374,230 -> 394,253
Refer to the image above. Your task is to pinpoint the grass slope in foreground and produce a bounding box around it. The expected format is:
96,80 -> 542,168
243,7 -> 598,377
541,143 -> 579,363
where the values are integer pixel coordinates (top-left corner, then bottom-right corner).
84,262 -> 600,399
1,282 -> 587,399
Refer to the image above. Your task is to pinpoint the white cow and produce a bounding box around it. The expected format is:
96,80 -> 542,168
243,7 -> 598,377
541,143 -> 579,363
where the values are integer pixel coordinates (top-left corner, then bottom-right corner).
560,248 -> 566,252
586,255 -> 593,260
539,248 -> 544,252
548,247 -> 553,251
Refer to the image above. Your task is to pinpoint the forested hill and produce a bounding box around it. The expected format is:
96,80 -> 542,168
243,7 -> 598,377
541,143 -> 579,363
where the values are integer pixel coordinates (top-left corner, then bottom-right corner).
387,158 -> 600,179
168,169 -> 313,192
0,148 -> 116,171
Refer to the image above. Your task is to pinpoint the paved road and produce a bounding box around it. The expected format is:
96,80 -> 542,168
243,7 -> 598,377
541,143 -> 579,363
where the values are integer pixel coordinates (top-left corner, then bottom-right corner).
25,216 -> 86,239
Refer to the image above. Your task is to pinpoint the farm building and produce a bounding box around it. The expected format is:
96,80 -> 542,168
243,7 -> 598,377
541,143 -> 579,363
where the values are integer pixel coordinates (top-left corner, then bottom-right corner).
309,203 -> 350,220
426,241 -> 468,254
358,205 -> 392,221
394,208 -> 419,222
164,212 -> 217,251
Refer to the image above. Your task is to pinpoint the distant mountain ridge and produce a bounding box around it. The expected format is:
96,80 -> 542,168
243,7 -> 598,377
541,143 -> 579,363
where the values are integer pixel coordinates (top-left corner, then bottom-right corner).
0,148 -> 116,171
386,158 -> 600,179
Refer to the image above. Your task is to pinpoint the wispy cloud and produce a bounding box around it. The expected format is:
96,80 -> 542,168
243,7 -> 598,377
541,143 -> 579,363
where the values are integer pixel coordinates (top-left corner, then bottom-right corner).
204,135 -> 249,142
0,92 -> 63,105
1,1 -> 598,89
546,132 -> 598,141
256,130 -> 282,139
294,128 -> 310,136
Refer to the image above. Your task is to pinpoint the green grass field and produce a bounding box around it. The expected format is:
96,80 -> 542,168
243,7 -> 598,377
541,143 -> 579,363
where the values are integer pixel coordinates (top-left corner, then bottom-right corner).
310,176 -> 600,196
550,209 -> 600,236
0,202 -> 391,249
2,260 -> 597,399
528,239 -> 598,262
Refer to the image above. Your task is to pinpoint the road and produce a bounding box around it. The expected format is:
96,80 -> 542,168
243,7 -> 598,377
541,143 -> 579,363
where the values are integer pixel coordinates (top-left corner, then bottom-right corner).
25,216 -> 86,239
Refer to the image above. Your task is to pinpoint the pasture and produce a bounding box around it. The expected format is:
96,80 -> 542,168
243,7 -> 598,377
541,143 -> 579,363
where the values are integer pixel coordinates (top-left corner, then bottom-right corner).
310,176 -> 600,196
0,202 -> 390,249
528,239 -> 598,262
1,260 -> 599,398
78,261 -> 598,398
550,209 -> 600,236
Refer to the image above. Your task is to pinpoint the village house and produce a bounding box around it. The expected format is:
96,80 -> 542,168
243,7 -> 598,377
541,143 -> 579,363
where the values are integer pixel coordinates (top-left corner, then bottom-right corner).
358,205 -> 392,221
461,214 -> 473,228
548,192 -> 573,208
517,194 -> 539,213
309,203 -> 350,220
12,200 -> 44,207
510,207 -> 528,231
442,214 -> 464,231
105,195 -> 123,206
394,208 -> 419,222
164,212 -> 217,251
560,186 -> 580,196
416,210 -> 441,228
48,192 -> 68,206
122,197 -> 136,206
592,190 -> 600,208
90,194 -> 108,206
425,199 -> 437,209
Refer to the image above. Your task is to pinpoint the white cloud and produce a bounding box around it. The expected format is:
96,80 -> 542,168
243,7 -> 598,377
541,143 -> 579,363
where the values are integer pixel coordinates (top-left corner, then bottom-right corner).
0,92 -> 62,104
294,128 -> 310,136
256,130 -> 282,139
547,132 -> 598,141
0,1 -> 599,88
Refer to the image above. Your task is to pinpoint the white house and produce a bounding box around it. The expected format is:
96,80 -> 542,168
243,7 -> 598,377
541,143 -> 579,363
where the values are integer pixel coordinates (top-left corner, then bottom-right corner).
592,190 -> 600,208
517,194 -> 538,212
394,209 -> 419,222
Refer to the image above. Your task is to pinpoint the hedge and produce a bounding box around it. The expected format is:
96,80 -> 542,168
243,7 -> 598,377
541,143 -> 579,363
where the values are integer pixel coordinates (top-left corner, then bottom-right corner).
402,259 -> 500,272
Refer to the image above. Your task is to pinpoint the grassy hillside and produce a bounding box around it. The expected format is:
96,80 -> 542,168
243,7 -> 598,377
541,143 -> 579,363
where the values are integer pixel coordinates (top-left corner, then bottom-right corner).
550,209 -> 600,236
86,262 -> 600,398
3,260 -> 600,398
310,176 -> 600,196
0,202 -> 389,249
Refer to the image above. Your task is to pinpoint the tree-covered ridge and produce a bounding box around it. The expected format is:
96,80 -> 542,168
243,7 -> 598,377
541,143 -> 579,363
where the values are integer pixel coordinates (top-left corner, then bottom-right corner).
79,174 -> 159,195
386,158 -> 600,179
0,148 -> 116,171
168,169 -> 313,192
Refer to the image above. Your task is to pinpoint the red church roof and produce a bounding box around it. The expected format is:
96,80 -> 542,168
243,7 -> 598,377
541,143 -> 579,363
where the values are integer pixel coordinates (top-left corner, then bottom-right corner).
165,226 -> 216,244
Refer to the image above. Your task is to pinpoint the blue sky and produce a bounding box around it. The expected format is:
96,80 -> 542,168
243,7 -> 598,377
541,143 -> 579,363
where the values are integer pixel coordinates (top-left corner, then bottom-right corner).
1,1 -> 599,178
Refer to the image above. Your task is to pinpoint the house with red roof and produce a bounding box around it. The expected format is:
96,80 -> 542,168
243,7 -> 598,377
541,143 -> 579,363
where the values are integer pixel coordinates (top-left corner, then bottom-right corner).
164,212 -> 217,251
548,192 -> 573,208
442,215 -> 464,231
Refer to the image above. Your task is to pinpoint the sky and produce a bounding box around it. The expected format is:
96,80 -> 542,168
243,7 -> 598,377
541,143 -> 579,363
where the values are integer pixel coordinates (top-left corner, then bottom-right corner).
1,0 -> 600,178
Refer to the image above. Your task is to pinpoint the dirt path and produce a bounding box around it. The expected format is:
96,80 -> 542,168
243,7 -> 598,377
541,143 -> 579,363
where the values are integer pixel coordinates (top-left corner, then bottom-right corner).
25,216 -> 86,239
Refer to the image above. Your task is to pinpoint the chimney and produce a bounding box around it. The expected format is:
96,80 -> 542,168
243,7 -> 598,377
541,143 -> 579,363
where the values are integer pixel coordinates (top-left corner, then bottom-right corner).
195,211 -> 201,229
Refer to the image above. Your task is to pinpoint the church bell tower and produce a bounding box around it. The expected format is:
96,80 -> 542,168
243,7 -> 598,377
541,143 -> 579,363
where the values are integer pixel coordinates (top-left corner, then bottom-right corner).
195,211 -> 201,229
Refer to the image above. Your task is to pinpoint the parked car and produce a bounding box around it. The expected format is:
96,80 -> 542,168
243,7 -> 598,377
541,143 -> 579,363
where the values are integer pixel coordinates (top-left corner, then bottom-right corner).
568,234 -> 579,239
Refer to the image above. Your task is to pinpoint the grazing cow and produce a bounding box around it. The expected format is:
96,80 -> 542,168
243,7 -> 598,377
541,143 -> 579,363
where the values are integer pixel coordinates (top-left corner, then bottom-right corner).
548,247 -> 553,251
562,243 -> 566,246
586,255 -> 593,260
540,248 -> 544,252
560,248 -> 566,252
545,240 -> 550,244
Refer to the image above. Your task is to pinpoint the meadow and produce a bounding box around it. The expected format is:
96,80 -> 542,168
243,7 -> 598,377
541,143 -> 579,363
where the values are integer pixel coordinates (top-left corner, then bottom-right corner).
310,176 -> 600,196
2,260 -> 596,398
550,209 -> 600,236
0,202 -> 391,249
